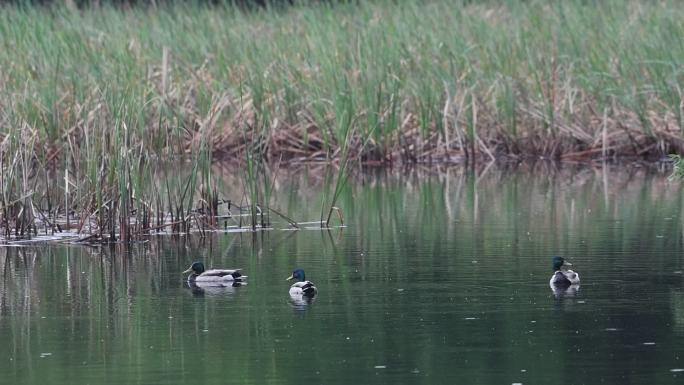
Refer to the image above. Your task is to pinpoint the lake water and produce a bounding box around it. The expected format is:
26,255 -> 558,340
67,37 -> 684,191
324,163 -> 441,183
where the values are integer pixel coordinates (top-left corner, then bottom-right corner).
2,164 -> 684,385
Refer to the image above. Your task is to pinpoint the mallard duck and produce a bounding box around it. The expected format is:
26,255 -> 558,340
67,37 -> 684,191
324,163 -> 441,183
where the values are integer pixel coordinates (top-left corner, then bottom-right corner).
286,268 -> 317,297
549,256 -> 580,285
182,261 -> 246,285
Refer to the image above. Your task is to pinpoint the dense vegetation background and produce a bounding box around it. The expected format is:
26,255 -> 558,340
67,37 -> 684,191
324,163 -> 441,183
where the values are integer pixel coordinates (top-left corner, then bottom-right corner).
1,0 -> 683,238
0,0 -> 299,7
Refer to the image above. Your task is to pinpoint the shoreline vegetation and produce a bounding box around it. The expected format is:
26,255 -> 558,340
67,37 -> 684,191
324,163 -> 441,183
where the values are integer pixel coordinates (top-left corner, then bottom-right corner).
3,0 -> 684,163
1,0 -> 683,241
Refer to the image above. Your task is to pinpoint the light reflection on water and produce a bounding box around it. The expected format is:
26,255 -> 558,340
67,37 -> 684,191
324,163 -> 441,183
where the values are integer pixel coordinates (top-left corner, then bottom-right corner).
1,164 -> 684,384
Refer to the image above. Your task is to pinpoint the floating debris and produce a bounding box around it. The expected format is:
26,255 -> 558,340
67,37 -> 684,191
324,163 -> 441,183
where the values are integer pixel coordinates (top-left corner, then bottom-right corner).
374,365 -> 387,369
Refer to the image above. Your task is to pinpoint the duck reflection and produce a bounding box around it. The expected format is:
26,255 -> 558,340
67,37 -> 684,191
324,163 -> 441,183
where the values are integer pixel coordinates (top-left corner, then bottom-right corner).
550,282 -> 580,299
187,281 -> 246,297
288,293 -> 315,314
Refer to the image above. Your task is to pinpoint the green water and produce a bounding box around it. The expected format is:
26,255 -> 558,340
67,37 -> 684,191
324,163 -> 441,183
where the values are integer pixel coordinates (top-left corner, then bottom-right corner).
2,165 -> 684,385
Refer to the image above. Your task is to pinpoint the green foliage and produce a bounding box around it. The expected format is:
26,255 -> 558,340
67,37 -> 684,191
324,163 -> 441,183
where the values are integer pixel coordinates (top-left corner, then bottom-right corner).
2,0 -> 684,164
670,154 -> 684,180
3,0 -> 684,238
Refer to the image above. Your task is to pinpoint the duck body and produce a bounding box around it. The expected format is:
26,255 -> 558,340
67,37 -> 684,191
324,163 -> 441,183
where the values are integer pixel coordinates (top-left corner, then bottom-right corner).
183,262 -> 246,285
190,269 -> 244,283
289,280 -> 318,296
550,270 -> 580,285
287,268 -> 317,297
549,256 -> 580,286
550,282 -> 580,299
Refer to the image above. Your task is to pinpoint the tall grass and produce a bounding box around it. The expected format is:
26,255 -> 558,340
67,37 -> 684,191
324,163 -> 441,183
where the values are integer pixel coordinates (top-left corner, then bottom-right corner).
2,0 -> 684,238
2,0 -> 684,164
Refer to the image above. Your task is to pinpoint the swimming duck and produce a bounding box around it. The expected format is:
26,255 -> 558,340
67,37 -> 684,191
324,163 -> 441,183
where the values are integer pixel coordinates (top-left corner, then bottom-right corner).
549,256 -> 580,286
182,261 -> 246,285
286,268 -> 317,297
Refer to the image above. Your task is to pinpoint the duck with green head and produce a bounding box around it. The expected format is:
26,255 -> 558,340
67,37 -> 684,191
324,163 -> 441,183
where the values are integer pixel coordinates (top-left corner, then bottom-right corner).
549,256 -> 580,286
182,261 -> 246,285
286,268 -> 317,297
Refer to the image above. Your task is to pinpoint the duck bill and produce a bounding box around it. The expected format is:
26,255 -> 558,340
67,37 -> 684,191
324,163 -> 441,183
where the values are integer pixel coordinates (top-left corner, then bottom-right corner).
562,261 -> 573,266
286,275 -> 294,281
182,267 -> 193,274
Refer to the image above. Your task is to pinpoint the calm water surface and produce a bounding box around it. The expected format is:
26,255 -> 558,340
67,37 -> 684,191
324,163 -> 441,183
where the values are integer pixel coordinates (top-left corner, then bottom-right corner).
2,165 -> 684,384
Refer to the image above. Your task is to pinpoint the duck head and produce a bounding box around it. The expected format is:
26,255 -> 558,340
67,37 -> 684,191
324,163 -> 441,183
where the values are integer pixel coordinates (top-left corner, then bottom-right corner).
286,268 -> 306,282
552,256 -> 572,272
183,261 -> 205,275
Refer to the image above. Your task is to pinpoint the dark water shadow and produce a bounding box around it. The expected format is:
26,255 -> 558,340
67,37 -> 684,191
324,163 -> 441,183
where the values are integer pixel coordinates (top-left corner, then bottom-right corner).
186,281 -> 246,297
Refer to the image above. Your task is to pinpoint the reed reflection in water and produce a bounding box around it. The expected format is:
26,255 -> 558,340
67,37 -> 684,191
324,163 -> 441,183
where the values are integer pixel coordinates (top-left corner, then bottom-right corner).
1,164 -> 684,384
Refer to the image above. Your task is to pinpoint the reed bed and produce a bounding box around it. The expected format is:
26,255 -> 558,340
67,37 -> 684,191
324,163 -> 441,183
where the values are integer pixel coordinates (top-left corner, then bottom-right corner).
1,0 -> 683,240
2,0 -> 684,163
